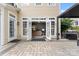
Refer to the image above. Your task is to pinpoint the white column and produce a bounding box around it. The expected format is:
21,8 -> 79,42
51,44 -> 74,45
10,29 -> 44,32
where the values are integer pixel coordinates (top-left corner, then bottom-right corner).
1,7 -> 4,45
59,18 -> 61,39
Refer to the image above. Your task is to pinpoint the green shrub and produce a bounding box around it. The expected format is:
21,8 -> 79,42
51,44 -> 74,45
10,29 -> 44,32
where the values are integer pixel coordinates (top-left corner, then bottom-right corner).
61,18 -> 73,33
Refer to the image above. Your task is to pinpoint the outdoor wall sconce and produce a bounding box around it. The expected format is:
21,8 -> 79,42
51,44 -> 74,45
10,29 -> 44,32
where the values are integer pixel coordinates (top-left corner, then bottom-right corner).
17,21 -> 19,26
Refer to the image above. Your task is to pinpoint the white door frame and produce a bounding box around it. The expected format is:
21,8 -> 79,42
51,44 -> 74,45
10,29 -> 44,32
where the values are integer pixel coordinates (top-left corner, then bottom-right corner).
8,11 -> 17,42
22,17 -> 56,41
46,19 -> 51,40
0,11 -> 1,45
31,20 -> 46,39
0,7 -> 4,45
22,20 -> 28,38
27,19 -> 32,40
50,20 -> 56,38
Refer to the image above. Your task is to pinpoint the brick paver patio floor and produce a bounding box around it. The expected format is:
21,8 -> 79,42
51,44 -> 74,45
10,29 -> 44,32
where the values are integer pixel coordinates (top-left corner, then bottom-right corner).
2,40 -> 79,56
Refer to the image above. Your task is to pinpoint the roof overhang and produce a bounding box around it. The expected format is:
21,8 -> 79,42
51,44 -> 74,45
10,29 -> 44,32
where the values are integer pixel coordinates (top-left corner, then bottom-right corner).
58,3 -> 79,18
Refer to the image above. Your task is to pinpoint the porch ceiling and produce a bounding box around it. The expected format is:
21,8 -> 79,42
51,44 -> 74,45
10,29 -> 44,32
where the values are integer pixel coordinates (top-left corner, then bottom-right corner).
58,4 -> 79,18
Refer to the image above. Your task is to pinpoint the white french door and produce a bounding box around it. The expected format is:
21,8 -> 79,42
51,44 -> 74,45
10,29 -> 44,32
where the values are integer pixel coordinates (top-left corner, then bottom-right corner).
8,14 -> 16,42
46,20 -> 56,40
22,20 -> 27,37
46,20 -> 51,40
27,20 -> 32,40
22,18 -> 32,40
22,17 -> 56,40
51,20 -> 56,38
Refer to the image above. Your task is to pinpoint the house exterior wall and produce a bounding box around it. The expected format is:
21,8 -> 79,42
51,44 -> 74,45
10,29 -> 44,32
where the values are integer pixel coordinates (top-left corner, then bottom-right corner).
19,3 -> 60,17
70,18 -> 79,26
0,3 -> 60,45
17,3 -> 60,40
0,4 -> 18,45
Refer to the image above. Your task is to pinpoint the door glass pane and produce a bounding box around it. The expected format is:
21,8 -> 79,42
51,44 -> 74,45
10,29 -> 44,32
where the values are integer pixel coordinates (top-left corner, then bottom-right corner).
23,21 -> 27,35
46,21 -> 51,39
51,21 -> 55,35
10,18 -> 14,37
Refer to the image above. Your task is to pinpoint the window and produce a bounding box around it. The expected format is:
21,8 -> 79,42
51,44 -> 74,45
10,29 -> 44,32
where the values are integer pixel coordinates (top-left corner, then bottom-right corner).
51,21 -> 55,35
21,3 -> 30,6
49,18 -> 55,20
36,3 -> 42,6
75,21 -> 78,25
33,3 -> 43,6
23,21 -> 27,35
8,3 -> 17,8
8,3 -> 15,6
48,3 -> 56,6
9,14 -> 15,37
23,18 -> 28,20
32,18 -> 46,20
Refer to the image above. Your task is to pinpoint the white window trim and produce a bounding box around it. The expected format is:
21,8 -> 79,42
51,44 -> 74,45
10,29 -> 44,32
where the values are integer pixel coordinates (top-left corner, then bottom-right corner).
8,11 -> 17,42
22,18 -> 28,38
51,21 -> 55,35
48,17 -> 57,38
21,17 -> 57,40
47,3 -> 56,7
34,3 -> 43,6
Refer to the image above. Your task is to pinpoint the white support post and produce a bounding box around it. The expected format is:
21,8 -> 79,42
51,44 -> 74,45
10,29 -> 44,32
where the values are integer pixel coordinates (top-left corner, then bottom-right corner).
1,7 -> 4,45
59,18 -> 61,39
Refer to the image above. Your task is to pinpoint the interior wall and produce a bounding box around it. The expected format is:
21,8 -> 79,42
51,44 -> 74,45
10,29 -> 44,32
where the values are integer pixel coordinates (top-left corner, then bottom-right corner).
32,22 -> 46,37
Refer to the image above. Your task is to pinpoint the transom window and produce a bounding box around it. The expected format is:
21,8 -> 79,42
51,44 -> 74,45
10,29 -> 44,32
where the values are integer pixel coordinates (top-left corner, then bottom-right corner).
35,3 -> 42,6
32,18 -> 46,20
23,18 -> 28,20
49,18 -> 55,20
9,14 -> 15,18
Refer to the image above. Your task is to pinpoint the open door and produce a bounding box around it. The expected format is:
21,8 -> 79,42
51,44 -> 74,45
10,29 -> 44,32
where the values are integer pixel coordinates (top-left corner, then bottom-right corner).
32,21 -> 46,41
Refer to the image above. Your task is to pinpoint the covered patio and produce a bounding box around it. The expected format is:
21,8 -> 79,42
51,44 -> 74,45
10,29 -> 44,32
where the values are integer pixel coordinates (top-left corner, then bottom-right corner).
1,40 -> 78,56
57,4 -> 79,45
0,3 -> 79,56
